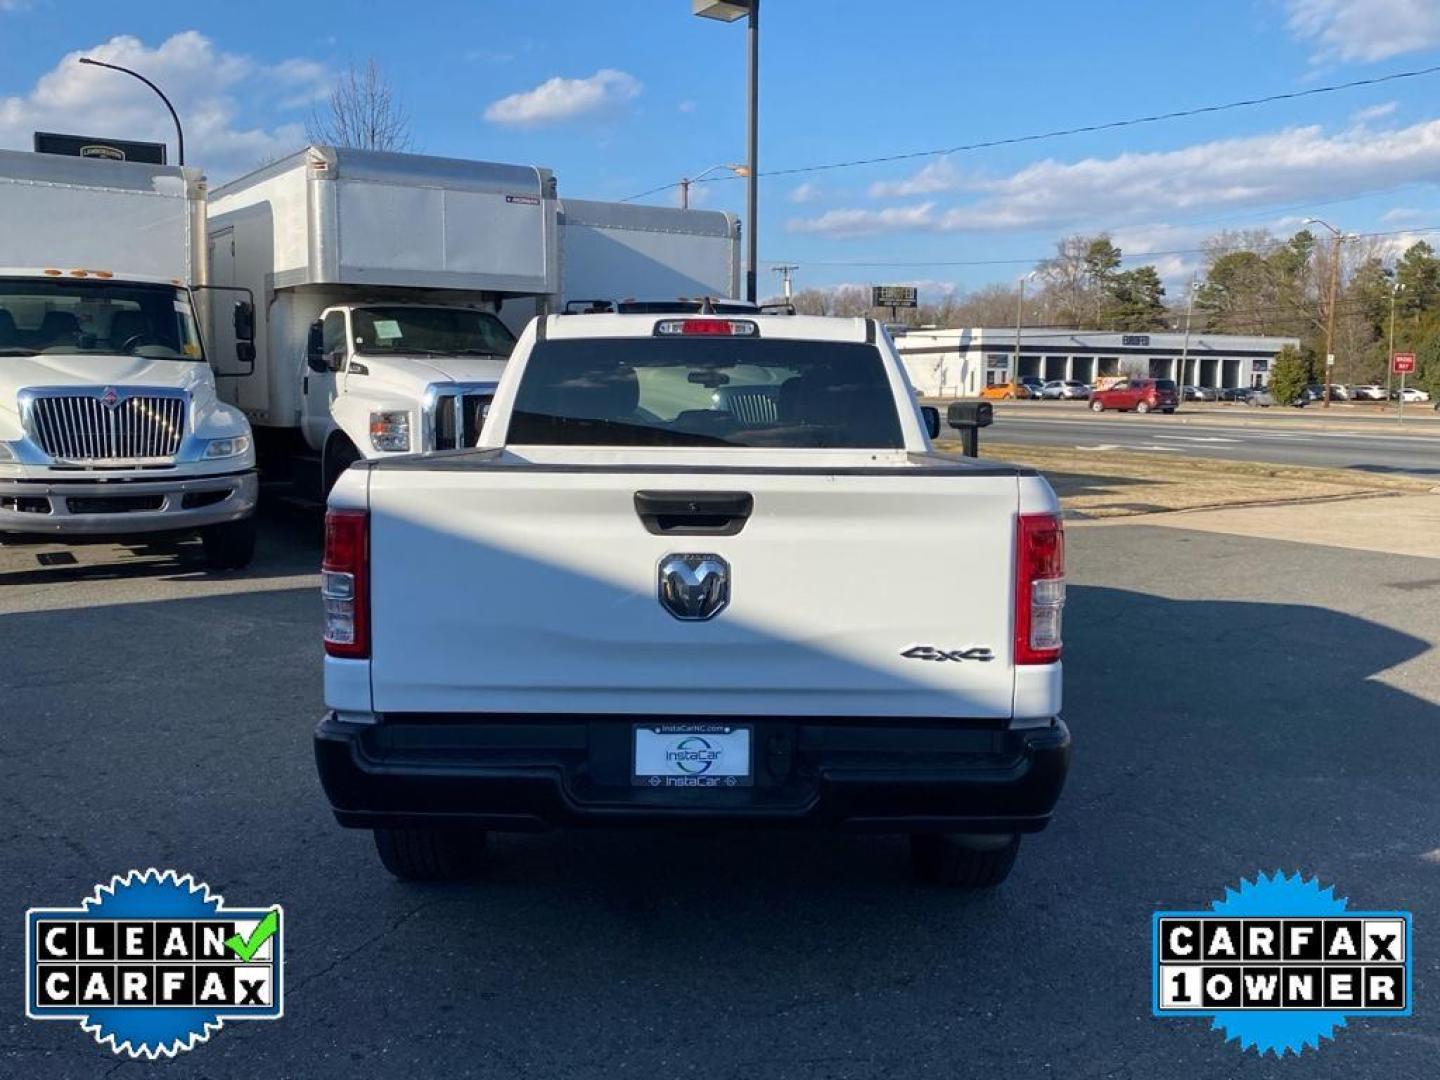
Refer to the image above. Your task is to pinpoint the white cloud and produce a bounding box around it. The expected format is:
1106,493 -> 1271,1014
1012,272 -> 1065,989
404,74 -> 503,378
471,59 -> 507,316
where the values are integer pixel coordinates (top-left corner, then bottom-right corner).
483,69 -> 640,126
786,202 -> 936,238
0,32 -> 324,179
788,181 -> 821,204
1286,0 -> 1440,62
1352,101 -> 1398,123
677,99 -> 697,113
868,157 -> 961,198
791,117 -> 1440,238
1381,205 -> 1428,223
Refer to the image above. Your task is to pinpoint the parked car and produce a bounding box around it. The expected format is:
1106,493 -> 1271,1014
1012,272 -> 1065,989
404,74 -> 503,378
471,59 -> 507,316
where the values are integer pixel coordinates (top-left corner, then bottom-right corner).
1218,386 -> 1252,402
1351,384 -> 1386,401
1244,388 -> 1276,407
981,381 -> 1033,400
1088,377 -> 1179,413
1297,384 -> 1328,404
315,311 -> 1070,887
1018,376 -> 1046,398
1395,386 -> 1431,403
1327,383 -> 1350,401
1041,379 -> 1090,399
1183,385 -> 1218,402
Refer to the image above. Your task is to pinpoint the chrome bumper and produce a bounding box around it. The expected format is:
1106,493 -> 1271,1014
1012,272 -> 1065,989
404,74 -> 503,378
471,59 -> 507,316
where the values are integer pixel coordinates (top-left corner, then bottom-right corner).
0,470 -> 257,536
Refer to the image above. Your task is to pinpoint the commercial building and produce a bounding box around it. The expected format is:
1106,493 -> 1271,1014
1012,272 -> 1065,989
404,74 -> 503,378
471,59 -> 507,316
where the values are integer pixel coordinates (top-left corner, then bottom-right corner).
893,327 -> 1300,397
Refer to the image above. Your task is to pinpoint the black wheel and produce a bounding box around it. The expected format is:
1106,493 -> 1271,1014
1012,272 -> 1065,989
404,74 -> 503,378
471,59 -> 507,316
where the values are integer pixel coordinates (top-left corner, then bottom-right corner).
322,437 -> 362,498
910,833 -> 1020,888
200,516 -> 256,571
373,828 -> 487,882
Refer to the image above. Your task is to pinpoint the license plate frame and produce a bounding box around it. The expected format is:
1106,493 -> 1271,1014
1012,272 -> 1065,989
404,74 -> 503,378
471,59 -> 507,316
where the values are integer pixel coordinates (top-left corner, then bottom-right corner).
632,723 -> 753,788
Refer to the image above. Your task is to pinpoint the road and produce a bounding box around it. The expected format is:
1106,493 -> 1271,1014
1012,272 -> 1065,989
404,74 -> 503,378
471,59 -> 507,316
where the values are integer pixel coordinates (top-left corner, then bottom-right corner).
986,406 -> 1440,477
1,510 -> 1438,1079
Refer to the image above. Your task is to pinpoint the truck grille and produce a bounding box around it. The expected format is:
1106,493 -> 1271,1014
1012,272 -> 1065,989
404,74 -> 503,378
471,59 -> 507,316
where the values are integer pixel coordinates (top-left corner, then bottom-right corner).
432,392 -> 493,451
27,392 -> 186,462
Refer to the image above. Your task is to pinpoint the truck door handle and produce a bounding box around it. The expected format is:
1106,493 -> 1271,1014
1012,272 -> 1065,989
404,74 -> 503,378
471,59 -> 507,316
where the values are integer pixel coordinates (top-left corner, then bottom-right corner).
634,491 -> 753,536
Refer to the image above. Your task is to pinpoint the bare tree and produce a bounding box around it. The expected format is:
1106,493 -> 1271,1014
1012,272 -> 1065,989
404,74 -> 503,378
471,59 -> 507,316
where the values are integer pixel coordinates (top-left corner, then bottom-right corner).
307,58 -> 414,152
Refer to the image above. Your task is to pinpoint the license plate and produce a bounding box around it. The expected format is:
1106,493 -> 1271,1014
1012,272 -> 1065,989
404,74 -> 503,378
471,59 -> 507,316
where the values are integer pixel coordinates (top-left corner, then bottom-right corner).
632,724 -> 752,788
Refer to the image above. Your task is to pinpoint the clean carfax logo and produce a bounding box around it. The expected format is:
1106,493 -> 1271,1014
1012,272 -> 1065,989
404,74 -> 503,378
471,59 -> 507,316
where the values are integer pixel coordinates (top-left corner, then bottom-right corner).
1153,871 -> 1411,1056
25,869 -> 283,1059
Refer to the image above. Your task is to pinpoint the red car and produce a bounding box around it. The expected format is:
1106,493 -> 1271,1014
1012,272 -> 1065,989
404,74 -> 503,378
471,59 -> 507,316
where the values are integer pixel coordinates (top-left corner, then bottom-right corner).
1089,377 -> 1178,414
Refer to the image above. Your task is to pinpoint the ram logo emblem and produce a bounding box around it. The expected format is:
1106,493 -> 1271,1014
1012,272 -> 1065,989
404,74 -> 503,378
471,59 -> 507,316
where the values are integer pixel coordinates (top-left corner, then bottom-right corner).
658,554 -> 730,621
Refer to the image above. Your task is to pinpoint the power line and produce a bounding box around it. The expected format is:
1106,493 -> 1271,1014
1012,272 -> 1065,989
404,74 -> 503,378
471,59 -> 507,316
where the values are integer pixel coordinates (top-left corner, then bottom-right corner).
623,62 -> 1440,201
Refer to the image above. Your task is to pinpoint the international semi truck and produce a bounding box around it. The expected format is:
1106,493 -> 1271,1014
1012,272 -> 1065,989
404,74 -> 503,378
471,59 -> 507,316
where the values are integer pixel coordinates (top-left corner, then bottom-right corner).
207,145 -> 740,493
0,148 -> 259,569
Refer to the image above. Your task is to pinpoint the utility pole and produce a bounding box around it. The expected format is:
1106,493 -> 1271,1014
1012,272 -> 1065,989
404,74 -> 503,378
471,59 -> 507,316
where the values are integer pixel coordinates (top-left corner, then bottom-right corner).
1179,274 -> 1197,391
1013,272 -> 1036,388
1386,279 -> 1404,405
772,263 -> 797,301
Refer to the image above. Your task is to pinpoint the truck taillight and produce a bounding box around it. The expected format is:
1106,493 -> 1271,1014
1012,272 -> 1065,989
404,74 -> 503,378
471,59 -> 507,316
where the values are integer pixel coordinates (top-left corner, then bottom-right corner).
323,509 -> 369,659
1015,513 -> 1064,665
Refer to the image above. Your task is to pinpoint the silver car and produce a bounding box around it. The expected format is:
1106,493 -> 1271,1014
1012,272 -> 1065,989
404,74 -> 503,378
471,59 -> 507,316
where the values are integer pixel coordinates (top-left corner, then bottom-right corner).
1041,379 -> 1091,400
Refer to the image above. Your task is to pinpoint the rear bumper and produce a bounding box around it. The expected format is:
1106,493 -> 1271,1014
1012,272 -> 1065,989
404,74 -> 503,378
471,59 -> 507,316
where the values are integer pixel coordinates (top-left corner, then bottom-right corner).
0,469 -> 256,536
314,713 -> 1070,833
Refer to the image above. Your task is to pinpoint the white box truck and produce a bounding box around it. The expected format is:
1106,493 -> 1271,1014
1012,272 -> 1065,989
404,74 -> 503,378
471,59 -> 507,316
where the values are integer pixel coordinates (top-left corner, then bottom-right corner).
207,146 -> 740,493
0,149 -> 259,569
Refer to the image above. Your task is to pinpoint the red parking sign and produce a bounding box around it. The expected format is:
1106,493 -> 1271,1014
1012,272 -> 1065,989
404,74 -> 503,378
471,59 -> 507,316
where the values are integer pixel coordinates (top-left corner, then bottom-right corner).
1393,352 -> 1416,373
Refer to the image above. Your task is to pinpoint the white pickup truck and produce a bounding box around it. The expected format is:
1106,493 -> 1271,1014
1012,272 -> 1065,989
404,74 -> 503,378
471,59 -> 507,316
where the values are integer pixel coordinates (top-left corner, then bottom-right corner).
315,311 -> 1069,887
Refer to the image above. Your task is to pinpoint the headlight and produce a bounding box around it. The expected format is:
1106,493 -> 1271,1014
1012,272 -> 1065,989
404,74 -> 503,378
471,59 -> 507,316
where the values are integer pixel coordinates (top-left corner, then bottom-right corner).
204,435 -> 251,459
369,411 -> 411,452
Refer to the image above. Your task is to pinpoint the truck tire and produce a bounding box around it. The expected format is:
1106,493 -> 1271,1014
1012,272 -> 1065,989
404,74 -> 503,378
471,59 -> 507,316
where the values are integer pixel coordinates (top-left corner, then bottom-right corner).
910,833 -> 1020,888
373,828 -> 487,882
323,437 -> 361,499
200,517 -> 256,571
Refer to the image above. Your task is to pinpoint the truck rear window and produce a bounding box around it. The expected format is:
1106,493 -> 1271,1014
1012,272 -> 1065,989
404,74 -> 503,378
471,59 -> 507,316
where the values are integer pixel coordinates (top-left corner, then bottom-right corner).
507,338 -> 904,448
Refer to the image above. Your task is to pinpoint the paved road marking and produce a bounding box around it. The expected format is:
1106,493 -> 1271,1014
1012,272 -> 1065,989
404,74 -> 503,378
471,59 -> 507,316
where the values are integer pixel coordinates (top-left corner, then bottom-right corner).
1152,435 -> 1243,443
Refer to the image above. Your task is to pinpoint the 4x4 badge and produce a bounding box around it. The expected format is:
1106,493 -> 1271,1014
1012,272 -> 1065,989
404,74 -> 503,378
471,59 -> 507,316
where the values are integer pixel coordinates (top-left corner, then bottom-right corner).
901,645 -> 995,662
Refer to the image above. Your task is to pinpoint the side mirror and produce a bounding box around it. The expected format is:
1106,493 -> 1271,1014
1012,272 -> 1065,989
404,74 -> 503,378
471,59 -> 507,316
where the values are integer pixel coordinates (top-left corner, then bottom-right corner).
233,300 -> 255,343
235,341 -> 256,372
920,405 -> 941,439
305,321 -> 327,373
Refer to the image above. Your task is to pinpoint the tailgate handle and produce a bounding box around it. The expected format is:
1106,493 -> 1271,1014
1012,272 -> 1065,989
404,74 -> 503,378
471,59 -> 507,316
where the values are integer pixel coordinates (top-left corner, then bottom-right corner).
634,491 -> 753,536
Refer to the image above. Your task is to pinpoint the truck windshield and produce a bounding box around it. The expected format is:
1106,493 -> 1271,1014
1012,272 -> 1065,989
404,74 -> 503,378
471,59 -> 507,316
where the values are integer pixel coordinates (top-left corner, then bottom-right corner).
508,337 -> 905,448
0,277 -> 203,361
351,307 -> 516,357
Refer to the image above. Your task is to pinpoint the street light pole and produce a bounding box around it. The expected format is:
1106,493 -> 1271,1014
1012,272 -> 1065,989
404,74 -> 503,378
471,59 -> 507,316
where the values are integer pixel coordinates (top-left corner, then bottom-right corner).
1306,217 -> 1352,410
694,0 -> 760,302
1387,280 -> 1404,405
78,57 -> 184,165
678,162 -> 748,210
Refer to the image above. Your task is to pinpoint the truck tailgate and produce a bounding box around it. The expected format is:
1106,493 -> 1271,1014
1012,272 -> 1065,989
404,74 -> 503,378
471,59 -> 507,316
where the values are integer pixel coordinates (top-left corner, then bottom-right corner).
366,467 -> 1020,719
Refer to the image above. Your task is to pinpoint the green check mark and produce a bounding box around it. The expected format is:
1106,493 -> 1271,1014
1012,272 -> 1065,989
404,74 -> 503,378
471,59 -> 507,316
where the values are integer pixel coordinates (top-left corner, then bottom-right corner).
225,909 -> 279,962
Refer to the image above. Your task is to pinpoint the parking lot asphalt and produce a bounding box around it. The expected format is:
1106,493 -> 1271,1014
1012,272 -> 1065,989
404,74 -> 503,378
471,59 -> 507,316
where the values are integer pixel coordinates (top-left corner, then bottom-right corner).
2,505 -> 1438,1079
983,407 -> 1440,477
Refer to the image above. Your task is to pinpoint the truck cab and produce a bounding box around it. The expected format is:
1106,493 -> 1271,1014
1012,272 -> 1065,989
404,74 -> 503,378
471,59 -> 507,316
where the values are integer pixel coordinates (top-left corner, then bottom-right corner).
299,300 -> 515,487
0,150 -> 258,570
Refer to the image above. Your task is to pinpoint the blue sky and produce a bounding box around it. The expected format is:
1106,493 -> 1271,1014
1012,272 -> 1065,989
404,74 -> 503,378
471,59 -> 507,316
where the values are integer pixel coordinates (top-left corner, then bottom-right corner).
5,0 -> 1440,297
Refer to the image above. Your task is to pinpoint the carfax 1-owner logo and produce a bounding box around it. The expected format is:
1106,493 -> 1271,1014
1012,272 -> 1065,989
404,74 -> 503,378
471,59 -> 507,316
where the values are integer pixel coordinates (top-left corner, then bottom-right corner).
1152,871 -> 1412,1056
25,869 -> 283,1059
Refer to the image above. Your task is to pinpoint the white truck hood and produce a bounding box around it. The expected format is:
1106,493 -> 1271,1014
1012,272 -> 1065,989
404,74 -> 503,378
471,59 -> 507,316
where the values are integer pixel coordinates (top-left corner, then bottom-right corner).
0,354 -> 216,429
354,353 -> 507,397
